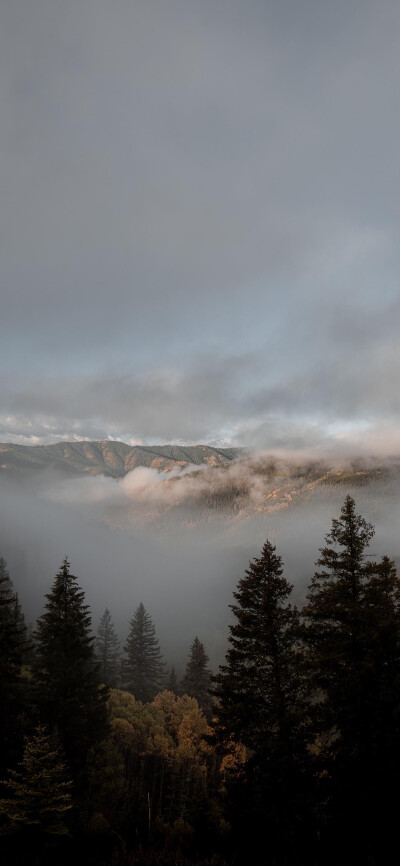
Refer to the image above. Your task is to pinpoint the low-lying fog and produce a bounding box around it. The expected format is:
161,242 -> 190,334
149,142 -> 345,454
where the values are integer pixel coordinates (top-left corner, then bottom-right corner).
1,456 -> 399,672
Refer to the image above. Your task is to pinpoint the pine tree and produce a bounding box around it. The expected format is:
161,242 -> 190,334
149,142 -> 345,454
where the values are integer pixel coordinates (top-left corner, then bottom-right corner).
361,553 -> 400,753
0,557 -> 27,773
302,496 -> 400,860
215,540 -> 307,753
166,664 -> 178,694
181,637 -> 212,717
123,603 -> 164,702
95,608 -> 120,687
214,541 -> 311,860
34,558 -> 107,773
11,592 -> 32,665
303,494 -> 375,713
0,724 -> 73,835
0,556 -> 24,670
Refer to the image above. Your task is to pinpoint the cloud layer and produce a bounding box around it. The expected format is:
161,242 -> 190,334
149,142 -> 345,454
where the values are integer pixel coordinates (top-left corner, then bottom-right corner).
1,314 -> 399,453
1,1 -> 399,449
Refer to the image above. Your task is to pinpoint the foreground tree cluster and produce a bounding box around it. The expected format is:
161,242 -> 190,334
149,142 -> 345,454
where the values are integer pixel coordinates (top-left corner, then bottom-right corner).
1,496 -> 400,865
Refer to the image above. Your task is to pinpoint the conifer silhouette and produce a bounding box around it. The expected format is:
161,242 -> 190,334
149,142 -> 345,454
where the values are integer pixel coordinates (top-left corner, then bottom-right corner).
123,602 -> 164,702
182,637 -> 212,717
34,558 -> 107,772
0,724 -> 72,835
96,608 -> 120,687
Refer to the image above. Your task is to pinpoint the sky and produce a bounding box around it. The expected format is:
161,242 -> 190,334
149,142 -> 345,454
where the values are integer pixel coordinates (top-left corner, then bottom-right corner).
1,0 -> 400,453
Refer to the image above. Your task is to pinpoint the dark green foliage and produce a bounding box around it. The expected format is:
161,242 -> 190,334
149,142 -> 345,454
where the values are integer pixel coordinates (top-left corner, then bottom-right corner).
0,558 -> 28,773
303,496 -> 383,739
84,739 -> 126,832
4,501 -> 400,864
95,608 -> 120,687
10,593 -> 33,667
303,495 -> 400,861
215,540 -> 308,753
181,637 -> 212,717
0,724 -> 72,835
0,557 -> 25,675
10,593 -> 27,646
123,603 -> 165,702
34,558 -> 108,773
214,541 -> 311,861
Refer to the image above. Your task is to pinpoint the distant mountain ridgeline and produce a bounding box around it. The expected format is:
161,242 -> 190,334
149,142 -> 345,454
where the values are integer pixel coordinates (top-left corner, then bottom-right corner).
0,440 -> 244,478
1,441 -> 399,521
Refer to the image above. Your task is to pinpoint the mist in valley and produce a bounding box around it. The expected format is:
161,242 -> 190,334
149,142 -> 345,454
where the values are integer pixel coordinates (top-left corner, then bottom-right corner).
1,455 -> 399,672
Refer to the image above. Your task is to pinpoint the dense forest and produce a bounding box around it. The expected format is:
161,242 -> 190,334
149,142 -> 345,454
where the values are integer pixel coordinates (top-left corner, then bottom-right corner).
1,495 -> 399,865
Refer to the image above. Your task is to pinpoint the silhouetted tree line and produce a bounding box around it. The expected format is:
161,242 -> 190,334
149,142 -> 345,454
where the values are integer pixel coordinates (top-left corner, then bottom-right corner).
1,495 -> 400,865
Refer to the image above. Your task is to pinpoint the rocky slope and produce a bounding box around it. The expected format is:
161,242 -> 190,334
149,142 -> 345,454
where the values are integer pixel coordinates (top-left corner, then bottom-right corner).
0,440 -> 243,478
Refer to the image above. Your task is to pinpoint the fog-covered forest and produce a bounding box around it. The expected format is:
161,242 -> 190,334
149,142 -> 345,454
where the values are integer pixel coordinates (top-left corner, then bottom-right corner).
1,493 -> 400,865
3,1 -> 400,863
2,451 -> 400,671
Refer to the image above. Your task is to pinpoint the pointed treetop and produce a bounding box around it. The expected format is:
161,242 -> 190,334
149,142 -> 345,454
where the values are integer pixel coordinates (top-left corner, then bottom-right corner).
34,559 -> 107,769
0,556 -> 13,607
167,664 -> 178,694
214,538 -> 307,757
306,495 -> 376,611
181,636 -> 212,717
96,607 -> 120,687
123,602 -> 165,702
232,539 -> 293,620
322,494 -> 374,558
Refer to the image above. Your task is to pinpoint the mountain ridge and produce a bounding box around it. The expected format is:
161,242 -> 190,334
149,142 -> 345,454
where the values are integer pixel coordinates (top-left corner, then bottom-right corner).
0,440 -> 245,478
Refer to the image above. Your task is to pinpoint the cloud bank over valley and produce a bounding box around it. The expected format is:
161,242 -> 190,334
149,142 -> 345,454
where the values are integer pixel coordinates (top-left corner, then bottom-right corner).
1,1 -> 399,453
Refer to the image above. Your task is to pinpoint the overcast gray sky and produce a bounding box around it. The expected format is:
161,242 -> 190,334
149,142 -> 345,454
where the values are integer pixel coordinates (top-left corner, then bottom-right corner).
1,0 -> 399,452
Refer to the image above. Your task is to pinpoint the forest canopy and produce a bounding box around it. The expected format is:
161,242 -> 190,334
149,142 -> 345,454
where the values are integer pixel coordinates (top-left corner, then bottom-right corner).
0,495 -> 399,866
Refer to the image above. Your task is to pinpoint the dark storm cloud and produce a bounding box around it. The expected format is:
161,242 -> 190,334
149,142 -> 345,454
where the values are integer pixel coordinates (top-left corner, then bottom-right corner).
1,0 -> 399,446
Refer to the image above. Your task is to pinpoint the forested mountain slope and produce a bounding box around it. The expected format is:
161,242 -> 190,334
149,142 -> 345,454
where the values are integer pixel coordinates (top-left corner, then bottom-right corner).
0,441 -> 243,478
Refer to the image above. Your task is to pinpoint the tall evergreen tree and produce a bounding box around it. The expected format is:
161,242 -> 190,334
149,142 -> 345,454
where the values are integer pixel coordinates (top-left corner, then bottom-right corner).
166,664 -> 178,694
215,541 -> 308,753
303,494 -> 375,712
181,637 -> 212,717
302,495 -> 400,861
34,558 -> 107,773
302,495 -> 388,762
95,608 -> 120,687
0,557 -> 25,666
0,557 -> 27,773
123,603 -> 164,702
0,724 -> 73,836
214,541 -> 311,861
11,592 -> 32,665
